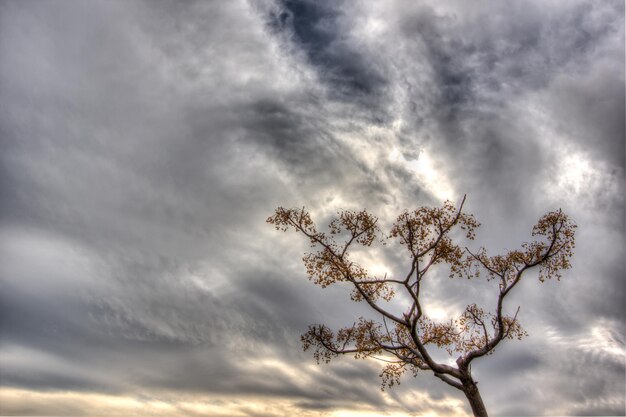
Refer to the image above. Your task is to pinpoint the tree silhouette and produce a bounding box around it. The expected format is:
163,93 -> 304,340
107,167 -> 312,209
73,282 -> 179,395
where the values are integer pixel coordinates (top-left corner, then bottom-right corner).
267,196 -> 576,417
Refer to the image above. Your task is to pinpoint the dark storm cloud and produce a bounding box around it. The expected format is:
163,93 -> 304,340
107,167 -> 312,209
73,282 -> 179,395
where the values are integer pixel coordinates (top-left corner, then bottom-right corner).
0,0 -> 623,416
270,0 -> 386,94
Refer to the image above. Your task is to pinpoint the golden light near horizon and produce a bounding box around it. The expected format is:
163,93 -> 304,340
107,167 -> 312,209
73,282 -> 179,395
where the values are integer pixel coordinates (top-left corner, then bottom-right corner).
0,387 -> 470,417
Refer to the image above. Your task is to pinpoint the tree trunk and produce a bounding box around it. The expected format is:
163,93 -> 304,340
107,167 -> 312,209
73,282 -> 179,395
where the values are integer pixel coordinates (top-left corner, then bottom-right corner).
462,380 -> 488,417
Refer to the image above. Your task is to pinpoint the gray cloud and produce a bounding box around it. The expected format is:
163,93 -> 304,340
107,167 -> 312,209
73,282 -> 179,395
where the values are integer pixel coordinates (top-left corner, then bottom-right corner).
266,0 -> 391,116
0,0 -> 623,416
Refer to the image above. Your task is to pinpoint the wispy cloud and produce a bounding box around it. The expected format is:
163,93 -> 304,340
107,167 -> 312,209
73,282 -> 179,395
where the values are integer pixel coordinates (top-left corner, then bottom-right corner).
0,0 -> 623,415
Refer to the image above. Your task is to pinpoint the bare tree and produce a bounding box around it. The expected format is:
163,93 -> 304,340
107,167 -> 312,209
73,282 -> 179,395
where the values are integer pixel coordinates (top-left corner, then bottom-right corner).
267,196 -> 576,417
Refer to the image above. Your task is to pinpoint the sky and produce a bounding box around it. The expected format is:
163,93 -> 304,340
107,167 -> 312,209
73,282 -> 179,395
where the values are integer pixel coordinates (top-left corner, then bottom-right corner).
0,0 -> 624,416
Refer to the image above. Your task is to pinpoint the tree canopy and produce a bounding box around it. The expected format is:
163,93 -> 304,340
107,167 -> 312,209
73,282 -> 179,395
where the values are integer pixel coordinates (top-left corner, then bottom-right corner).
268,196 -> 576,417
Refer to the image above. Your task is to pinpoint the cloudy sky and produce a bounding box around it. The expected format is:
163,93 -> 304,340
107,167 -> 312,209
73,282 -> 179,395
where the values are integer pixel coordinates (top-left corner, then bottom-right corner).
0,1 -> 624,416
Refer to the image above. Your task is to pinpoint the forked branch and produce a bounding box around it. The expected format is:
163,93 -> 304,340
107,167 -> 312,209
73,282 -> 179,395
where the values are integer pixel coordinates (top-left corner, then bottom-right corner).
268,197 -> 576,417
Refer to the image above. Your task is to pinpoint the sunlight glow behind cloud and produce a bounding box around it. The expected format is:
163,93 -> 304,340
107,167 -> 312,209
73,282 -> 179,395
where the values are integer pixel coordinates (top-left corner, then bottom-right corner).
391,148 -> 455,202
